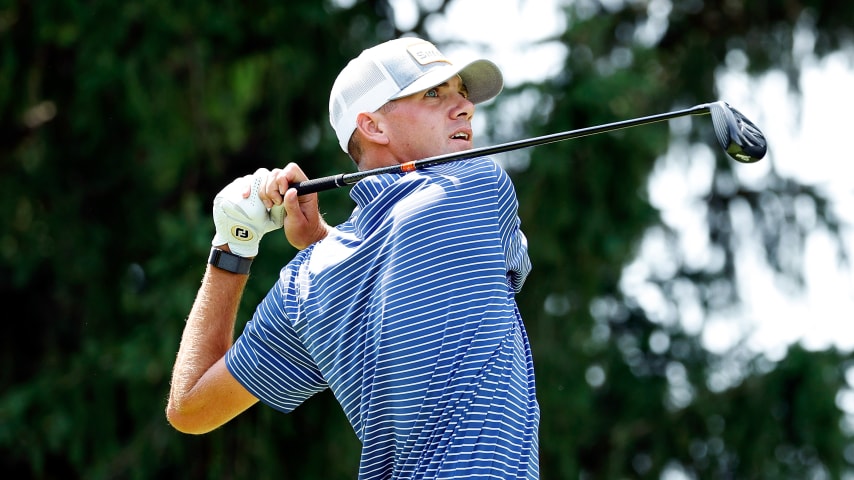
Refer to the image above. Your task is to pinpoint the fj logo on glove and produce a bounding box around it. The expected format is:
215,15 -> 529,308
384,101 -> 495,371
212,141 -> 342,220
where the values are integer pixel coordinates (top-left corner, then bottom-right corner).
231,225 -> 254,241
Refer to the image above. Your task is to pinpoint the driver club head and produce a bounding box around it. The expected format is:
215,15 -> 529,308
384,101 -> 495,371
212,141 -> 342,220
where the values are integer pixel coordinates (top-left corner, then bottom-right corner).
708,101 -> 767,163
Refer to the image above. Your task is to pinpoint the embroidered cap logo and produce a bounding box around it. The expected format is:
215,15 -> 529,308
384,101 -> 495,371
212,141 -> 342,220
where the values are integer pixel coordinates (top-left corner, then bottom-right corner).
406,42 -> 450,66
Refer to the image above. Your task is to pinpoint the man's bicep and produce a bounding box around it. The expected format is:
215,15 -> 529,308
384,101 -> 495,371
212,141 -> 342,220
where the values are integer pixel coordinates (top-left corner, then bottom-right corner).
167,357 -> 258,435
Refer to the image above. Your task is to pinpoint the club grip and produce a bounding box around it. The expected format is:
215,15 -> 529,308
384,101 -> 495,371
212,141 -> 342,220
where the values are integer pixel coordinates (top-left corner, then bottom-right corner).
292,174 -> 347,196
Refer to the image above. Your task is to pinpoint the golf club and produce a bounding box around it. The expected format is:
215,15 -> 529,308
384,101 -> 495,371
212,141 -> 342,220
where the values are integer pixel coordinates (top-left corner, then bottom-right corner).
292,100 -> 767,195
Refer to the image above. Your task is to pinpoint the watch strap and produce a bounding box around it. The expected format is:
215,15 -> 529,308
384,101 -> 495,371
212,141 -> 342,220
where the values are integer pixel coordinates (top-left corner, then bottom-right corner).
208,248 -> 252,274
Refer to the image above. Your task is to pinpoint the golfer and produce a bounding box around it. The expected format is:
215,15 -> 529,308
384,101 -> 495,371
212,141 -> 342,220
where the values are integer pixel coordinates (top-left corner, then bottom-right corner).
167,36 -> 540,479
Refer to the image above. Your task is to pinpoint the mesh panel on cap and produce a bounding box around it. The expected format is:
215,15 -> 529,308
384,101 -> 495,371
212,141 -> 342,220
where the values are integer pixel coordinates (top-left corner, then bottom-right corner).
332,60 -> 389,131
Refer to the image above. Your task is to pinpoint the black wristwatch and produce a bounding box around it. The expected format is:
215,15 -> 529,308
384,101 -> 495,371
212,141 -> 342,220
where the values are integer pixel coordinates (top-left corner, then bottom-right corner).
208,247 -> 252,274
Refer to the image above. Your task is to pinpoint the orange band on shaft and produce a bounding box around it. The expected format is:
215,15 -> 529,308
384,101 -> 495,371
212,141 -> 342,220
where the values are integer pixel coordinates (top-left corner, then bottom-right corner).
401,161 -> 417,173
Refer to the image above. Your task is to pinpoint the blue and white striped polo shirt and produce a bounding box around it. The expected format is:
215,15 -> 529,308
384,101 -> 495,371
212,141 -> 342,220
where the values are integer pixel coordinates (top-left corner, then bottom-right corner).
226,157 -> 540,479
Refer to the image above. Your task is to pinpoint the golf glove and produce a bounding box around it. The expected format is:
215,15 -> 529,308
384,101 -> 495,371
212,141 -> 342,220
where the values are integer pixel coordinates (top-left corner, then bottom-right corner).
211,169 -> 285,257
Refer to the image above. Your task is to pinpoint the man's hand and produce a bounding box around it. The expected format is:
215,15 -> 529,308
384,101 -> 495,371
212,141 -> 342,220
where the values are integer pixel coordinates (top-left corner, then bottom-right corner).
260,163 -> 329,250
212,168 -> 286,257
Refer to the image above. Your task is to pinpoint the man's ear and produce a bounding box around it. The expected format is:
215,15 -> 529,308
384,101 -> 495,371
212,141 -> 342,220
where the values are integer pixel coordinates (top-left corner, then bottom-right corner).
355,112 -> 389,146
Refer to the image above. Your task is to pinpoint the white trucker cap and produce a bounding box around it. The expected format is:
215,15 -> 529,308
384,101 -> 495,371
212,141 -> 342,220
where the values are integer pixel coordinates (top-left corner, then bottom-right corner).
329,37 -> 504,152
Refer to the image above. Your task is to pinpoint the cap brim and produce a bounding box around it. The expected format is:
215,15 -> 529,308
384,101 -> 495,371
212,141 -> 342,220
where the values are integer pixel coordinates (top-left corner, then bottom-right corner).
390,59 -> 504,105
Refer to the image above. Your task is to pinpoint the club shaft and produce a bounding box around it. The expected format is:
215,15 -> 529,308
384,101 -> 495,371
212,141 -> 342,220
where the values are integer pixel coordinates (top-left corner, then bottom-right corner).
293,103 -> 712,195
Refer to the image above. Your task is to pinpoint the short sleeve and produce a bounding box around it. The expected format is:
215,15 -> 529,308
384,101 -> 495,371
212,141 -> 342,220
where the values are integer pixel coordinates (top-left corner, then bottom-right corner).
225,275 -> 328,413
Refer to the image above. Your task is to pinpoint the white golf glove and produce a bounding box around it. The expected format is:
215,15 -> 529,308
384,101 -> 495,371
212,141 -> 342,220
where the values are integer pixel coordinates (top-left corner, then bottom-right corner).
211,168 -> 285,257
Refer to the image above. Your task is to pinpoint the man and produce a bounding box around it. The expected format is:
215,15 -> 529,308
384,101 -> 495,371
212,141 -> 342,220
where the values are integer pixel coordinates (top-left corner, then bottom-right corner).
167,36 -> 540,478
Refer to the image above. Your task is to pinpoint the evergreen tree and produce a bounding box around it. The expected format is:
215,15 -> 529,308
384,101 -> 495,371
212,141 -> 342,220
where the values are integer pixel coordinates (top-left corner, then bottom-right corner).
0,0 -> 850,478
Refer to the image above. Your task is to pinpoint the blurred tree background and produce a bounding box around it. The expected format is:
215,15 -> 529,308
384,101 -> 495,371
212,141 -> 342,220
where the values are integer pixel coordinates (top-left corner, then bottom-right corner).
1,0 -> 852,478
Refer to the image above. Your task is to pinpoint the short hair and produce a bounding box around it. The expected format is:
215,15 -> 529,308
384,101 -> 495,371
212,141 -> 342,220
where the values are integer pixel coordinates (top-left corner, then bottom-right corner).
347,131 -> 363,166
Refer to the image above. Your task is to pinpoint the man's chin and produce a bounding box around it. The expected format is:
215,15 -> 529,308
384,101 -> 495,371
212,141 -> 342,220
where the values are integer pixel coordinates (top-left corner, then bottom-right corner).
447,142 -> 474,154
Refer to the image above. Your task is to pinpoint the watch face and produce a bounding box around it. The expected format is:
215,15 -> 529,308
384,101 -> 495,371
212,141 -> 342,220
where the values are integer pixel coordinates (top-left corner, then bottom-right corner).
209,248 -> 251,274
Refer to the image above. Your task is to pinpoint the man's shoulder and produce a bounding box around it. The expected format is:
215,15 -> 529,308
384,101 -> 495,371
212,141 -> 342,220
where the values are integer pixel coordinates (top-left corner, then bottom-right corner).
433,156 -> 505,183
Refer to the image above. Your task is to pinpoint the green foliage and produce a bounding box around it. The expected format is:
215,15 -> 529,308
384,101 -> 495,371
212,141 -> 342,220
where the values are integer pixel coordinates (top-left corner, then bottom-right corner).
0,0 -> 376,477
511,0 -> 854,477
0,0 -> 852,478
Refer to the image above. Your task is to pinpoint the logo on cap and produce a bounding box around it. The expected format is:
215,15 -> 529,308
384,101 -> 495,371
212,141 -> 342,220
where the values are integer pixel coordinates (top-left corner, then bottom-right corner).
407,42 -> 450,66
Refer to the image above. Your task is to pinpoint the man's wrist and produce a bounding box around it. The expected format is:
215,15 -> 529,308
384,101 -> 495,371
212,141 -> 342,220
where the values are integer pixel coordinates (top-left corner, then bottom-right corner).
208,247 -> 252,274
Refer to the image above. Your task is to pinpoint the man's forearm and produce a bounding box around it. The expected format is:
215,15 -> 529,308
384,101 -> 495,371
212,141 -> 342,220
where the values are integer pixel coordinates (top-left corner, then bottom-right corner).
168,264 -> 248,410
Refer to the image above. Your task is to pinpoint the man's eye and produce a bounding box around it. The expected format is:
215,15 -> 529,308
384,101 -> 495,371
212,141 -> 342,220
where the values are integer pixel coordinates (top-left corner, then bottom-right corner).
425,89 -> 439,98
